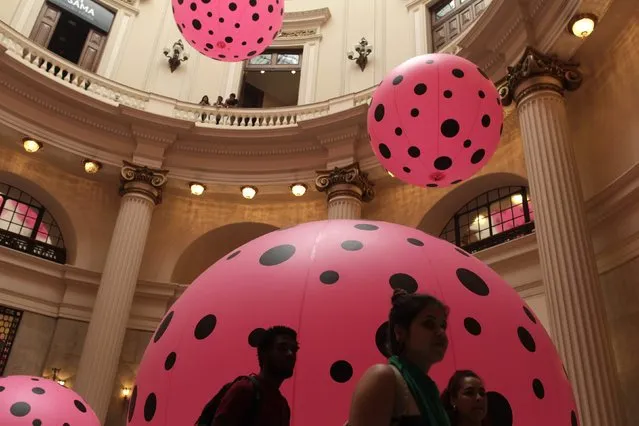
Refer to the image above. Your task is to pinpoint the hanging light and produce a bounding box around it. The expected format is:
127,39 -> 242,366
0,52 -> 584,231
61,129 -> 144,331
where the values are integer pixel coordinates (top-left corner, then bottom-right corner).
511,193 -> 523,205
290,183 -> 307,197
189,182 -> 206,196
23,138 -> 42,153
569,14 -> 597,39
83,159 -> 102,174
241,186 -> 257,199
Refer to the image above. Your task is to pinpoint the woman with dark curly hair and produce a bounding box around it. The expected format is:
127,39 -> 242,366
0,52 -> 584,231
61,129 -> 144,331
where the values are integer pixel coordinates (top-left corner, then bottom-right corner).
440,370 -> 488,426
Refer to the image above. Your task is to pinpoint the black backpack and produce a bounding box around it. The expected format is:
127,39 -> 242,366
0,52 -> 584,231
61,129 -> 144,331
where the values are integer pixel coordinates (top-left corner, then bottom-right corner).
195,375 -> 262,426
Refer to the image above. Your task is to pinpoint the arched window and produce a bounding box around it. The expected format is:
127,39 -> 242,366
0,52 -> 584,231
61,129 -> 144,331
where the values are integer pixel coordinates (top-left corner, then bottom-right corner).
0,183 -> 66,264
439,186 -> 535,253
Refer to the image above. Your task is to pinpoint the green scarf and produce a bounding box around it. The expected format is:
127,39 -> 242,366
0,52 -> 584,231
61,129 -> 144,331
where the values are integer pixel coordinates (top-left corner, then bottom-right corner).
388,356 -> 450,426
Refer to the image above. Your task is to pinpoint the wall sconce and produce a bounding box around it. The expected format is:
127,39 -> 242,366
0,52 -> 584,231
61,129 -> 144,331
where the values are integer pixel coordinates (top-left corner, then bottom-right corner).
23,138 -> 42,153
347,37 -> 373,72
568,13 -> 597,39
50,368 -> 66,387
163,40 -> 189,73
121,387 -> 132,400
83,159 -> 102,174
241,186 -> 258,200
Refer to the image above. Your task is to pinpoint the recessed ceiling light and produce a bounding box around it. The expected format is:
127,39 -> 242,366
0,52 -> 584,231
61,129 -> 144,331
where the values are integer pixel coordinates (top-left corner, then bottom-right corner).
241,185 -> 257,199
290,183 -> 307,197
83,159 -> 102,174
569,13 -> 597,38
189,182 -> 206,196
23,138 -> 42,153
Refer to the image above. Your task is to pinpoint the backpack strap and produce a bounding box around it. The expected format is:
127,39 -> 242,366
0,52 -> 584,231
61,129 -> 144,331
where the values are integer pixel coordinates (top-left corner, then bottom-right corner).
245,375 -> 262,426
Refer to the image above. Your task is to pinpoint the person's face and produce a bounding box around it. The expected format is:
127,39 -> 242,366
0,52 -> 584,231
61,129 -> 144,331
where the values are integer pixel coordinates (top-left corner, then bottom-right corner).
217,96 -> 223,102
265,335 -> 298,379
452,376 -> 487,422
230,94 -> 236,99
398,303 -> 448,364
202,96 -> 209,102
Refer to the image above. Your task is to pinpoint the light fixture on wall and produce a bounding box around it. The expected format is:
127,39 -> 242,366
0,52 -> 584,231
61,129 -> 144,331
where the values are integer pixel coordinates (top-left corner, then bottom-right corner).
568,13 -> 597,39
163,40 -> 190,72
290,183 -> 307,197
23,138 -> 42,153
189,182 -> 206,196
347,37 -> 373,72
50,368 -> 66,386
511,193 -> 523,205
83,159 -> 102,174
121,387 -> 131,400
241,186 -> 258,200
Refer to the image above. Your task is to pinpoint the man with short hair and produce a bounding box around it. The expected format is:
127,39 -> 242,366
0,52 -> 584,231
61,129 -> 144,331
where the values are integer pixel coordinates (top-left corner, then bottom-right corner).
206,325 -> 298,426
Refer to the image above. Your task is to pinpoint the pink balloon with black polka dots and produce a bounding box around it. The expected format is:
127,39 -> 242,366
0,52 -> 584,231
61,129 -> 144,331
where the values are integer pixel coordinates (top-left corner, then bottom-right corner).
368,53 -> 504,188
172,0 -> 284,62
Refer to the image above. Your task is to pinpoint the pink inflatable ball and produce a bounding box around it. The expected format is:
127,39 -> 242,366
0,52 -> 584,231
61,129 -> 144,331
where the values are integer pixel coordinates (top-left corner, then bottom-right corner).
130,220 -> 578,426
172,0 -> 285,62
368,53 -> 504,188
0,375 -> 100,425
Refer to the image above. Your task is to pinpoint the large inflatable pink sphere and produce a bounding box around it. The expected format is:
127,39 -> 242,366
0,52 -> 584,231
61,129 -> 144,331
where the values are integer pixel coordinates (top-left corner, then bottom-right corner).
130,220 -> 578,426
368,54 -> 504,188
0,375 -> 100,425
172,0 -> 284,62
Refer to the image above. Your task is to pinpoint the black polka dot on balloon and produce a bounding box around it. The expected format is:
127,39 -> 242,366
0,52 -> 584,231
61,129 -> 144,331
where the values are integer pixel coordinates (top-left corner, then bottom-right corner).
192,19 -> 202,30
219,54 -> 226,58
227,250 -> 241,260
190,2 -> 197,11
320,270 -> 339,285
481,114 -> 491,127
206,43 -> 213,49
456,268 -> 490,296
247,50 -> 257,56
452,68 -> 464,78
218,17 -> 224,22
10,402 -> 30,417
523,306 -> 537,324
249,0 -> 256,5
571,411 -> 578,426
165,352 -> 177,370
443,90 -> 452,98
517,327 -> 536,352
144,393 -> 157,421
532,379 -> 545,399
228,2 -> 236,10
463,139 -> 472,148
403,167 -> 411,173
379,143 -> 391,159
441,119 -> 460,138
194,315 -> 217,340
395,127 -> 403,136
252,13 -> 260,21
478,90 -> 485,98
426,59 -> 434,64
177,0 -> 183,4
257,37 -> 263,43
0,386 -> 4,391
434,156 -> 452,170
426,183 -> 438,188
208,29 -> 213,34
471,149 -> 486,164
32,387 -> 45,395
392,75 -> 403,85
374,104 -> 385,122
259,244 -> 295,266
242,41 -> 247,46
207,12 -> 212,17
375,322 -> 390,357
407,238 -> 424,246
153,311 -> 174,343
407,146 -> 420,158
355,224 -> 378,231
486,392 -> 513,426
268,4 -> 274,12
330,360 -> 353,383
32,420 -> 42,426
225,36 -> 233,43
389,273 -> 418,293
410,108 -> 419,117
30,378 -> 39,381
464,317 -> 482,335
128,386 -> 137,422
414,83 -> 427,95
452,179 -> 462,184
74,399 -> 87,413
341,240 -> 363,251
455,248 -> 470,257
248,328 -> 266,347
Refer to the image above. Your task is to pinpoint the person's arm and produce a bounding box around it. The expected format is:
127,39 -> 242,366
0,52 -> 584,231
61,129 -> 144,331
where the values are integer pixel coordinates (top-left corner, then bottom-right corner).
348,364 -> 397,426
212,380 -> 255,426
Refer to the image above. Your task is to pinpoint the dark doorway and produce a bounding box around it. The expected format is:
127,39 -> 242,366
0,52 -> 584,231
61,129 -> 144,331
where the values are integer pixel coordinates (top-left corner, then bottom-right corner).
47,9 -> 91,64
240,81 -> 265,108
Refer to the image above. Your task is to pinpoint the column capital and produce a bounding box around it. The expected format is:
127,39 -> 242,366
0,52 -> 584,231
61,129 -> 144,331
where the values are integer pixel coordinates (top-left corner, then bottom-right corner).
119,161 -> 169,205
315,162 -> 375,203
499,46 -> 583,107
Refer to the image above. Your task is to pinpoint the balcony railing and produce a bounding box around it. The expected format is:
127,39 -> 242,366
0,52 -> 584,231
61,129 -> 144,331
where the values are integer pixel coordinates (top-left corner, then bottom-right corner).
0,21 -> 375,129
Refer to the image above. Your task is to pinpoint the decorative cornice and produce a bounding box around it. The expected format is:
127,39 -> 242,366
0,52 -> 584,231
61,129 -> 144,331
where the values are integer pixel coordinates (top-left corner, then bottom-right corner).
499,46 -> 583,106
282,8 -> 331,28
120,161 -> 169,204
315,162 -> 375,202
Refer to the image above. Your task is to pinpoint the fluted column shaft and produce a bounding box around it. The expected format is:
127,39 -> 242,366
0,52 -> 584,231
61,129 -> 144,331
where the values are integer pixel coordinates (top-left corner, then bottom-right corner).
74,162 -> 167,422
505,51 -> 625,425
316,162 -> 375,220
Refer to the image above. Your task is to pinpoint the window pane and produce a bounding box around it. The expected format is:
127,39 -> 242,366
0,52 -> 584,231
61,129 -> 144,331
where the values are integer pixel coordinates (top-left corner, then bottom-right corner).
435,0 -> 456,21
276,54 -> 300,65
249,53 -> 272,65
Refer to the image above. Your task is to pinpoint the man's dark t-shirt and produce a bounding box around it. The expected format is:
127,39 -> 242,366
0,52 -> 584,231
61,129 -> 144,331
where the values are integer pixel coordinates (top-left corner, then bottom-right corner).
213,376 -> 290,426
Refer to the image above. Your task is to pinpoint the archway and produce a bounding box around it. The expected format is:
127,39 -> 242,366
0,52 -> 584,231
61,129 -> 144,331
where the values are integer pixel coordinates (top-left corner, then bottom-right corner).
171,222 -> 280,284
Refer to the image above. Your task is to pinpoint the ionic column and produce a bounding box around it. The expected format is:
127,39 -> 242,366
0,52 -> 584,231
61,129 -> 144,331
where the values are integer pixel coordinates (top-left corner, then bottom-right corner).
500,47 -> 625,426
74,161 -> 168,422
315,162 -> 375,220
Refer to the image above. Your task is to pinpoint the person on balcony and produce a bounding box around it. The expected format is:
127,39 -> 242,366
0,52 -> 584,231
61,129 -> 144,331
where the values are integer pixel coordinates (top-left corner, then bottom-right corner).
199,95 -> 211,122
